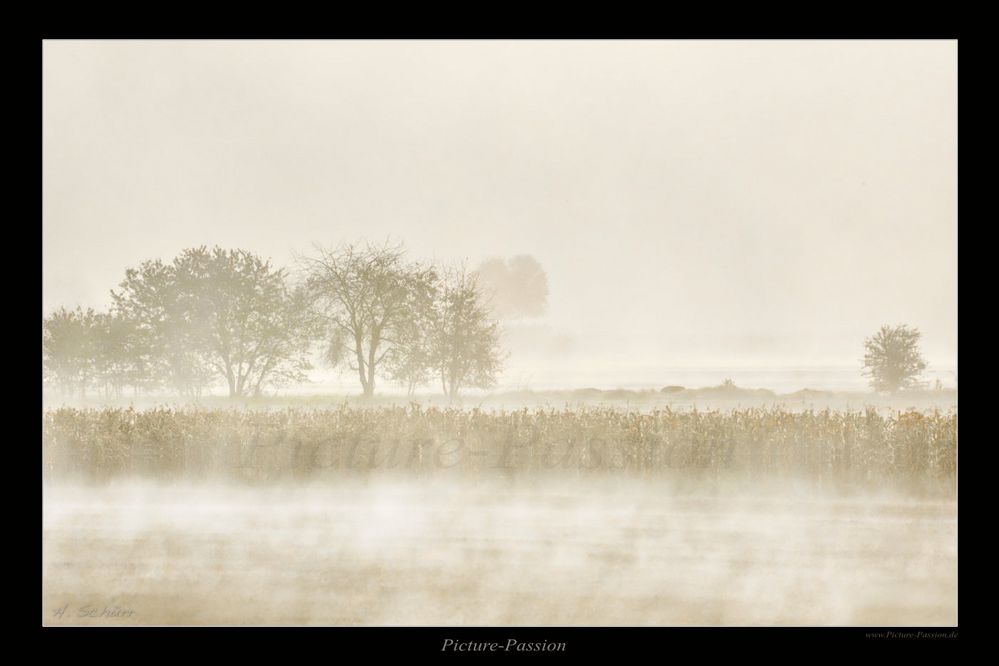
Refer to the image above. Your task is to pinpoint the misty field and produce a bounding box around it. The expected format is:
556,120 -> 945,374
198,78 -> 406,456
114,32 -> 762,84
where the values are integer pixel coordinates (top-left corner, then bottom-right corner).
42,406 -> 957,626
43,479 -> 956,626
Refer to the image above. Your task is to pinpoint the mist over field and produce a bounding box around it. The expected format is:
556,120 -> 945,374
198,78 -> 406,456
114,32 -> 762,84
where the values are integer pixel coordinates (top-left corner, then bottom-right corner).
43,479 -> 956,626
42,40 -> 957,628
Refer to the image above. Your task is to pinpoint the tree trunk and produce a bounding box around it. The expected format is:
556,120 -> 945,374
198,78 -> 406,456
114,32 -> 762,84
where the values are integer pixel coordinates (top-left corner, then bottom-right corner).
354,336 -> 370,397
366,333 -> 379,398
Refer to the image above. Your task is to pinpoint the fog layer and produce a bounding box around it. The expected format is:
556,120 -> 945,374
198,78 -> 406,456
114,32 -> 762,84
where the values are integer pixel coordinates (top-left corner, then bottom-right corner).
43,41 -> 957,373
43,479 -> 957,626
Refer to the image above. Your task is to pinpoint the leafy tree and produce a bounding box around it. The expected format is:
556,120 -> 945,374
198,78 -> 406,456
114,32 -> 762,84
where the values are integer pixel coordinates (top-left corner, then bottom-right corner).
42,307 -> 99,398
113,247 -> 313,398
862,324 -> 928,393
430,266 -> 504,400
43,308 -> 151,399
174,247 -> 314,397
90,311 -> 143,399
111,258 -> 211,396
383,274 -> 438,397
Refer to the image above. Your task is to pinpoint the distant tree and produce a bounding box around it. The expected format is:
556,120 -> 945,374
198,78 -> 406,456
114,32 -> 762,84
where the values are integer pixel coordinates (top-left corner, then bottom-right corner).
862,324 -> 928,393
474,255 -> 549,319
43,308 -> 151,399
42,307 -> 99,398
113,247 -> 313,398
90,311 -> 141,399
301,242 -> 437,398
430,266 -> 504,400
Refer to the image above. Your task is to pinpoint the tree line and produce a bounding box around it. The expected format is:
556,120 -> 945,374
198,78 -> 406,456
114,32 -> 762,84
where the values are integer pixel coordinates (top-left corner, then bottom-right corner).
42,243 -> 503,400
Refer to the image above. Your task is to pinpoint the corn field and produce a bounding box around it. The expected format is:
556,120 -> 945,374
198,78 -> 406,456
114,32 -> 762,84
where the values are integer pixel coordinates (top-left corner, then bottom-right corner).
42,406 -> 956,491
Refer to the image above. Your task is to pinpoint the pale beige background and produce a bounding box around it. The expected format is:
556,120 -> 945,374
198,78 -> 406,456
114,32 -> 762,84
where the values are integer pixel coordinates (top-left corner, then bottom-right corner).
43,40 -> 957,381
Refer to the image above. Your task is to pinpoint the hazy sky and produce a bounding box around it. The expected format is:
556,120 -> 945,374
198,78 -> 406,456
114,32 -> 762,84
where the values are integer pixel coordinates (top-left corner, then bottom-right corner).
43,40 -> 957,377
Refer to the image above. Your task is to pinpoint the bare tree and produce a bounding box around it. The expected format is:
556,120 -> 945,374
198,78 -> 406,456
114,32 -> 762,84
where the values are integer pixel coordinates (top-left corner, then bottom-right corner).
862,324 -> 928,393
430,266 -> 504,400
301,242 -> 436,398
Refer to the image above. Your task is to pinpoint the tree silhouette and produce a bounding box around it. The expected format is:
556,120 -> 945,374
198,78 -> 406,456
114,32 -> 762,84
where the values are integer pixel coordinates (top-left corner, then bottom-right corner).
430,266 -> 504,400
113,247 -> 313,398
474,255 -> 548,319
862,324 -> 928,393
42,307 -> 98,398
301,242 -> 436,398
